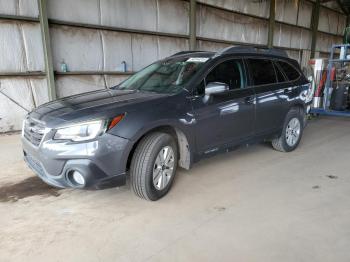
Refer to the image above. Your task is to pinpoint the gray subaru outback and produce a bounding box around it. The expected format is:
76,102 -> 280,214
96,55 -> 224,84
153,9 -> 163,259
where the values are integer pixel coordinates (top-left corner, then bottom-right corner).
22,46 -> 312,201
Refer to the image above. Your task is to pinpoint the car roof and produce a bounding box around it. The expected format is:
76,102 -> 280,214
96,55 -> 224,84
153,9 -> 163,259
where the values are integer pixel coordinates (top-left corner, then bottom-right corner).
170,46 -> 292,61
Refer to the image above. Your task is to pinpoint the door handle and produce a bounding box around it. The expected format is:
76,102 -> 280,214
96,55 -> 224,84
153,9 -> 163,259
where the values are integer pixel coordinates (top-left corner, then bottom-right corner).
284,87 -> 293,94
244,96 -> 254,104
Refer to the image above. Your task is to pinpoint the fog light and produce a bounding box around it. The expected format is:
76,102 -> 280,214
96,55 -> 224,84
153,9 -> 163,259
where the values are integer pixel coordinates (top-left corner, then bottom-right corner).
72,171 -> 85,186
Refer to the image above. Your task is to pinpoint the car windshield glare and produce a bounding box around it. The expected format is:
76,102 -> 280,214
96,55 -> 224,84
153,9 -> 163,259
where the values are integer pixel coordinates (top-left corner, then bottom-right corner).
115,56 -> 210,94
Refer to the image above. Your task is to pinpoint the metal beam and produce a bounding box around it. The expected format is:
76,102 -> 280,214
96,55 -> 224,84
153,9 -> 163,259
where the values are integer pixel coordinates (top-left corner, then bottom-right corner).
55,71 -> 134,76
189,0 -> 197,50
311,0 -> 321,58
0,72 -> 46,78
268,0 -> 276,48
38,0 -> 56,100
50,19 -> 189,40
0,14 -> 39,22
198,1 -> 269,22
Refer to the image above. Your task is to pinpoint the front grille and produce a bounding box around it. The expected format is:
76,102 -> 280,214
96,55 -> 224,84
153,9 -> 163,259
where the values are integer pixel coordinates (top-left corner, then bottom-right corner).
23,118 -> 46,146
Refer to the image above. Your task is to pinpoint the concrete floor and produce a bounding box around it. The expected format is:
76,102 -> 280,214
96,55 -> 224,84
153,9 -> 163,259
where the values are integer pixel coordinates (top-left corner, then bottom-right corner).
0,117 -> 350,262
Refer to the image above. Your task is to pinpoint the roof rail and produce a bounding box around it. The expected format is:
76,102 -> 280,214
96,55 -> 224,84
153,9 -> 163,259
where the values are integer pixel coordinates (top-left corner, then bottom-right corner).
171,51 -> 208,56
216,46 -> 289,58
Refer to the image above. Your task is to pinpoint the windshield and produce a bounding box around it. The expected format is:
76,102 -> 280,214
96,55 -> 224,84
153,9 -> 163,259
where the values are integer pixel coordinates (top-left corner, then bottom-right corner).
115,56 -> 210,94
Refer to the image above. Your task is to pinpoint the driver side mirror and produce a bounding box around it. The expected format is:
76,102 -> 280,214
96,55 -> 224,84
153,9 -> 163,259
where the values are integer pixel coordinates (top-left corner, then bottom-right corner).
205,82 -> 229,96
203,82 -> 229,103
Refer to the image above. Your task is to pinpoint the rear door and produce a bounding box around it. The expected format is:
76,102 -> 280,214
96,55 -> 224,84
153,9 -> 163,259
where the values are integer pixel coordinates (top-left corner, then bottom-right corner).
246,58 -> 286,135
275,59 -> 305,114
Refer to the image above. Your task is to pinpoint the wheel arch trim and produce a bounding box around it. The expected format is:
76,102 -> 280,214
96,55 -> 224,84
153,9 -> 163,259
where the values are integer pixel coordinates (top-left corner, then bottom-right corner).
125,123 -> 194,172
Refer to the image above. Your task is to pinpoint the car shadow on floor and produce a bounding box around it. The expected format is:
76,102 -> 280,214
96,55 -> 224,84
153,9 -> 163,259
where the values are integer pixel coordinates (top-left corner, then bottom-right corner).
0,176 -> 62,202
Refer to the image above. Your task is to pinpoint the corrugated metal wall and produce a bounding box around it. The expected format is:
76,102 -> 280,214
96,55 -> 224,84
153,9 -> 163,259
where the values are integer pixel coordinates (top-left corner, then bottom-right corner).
0,0 -> 347,132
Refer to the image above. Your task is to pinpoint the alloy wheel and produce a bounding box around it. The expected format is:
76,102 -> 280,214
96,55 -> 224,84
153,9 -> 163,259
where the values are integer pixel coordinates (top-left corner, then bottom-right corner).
153,146 -> 175,190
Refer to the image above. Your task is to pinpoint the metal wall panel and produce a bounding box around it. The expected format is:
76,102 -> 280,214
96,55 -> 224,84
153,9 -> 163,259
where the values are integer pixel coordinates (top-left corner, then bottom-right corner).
337,15 -> 346,35
51,25 -> 189,74
297,0 -> 312,28
291,27 -> 311,50
197,0 -> 270,18
316,32 -> 342,52
318,7 -> 344,34
0,21 -> 44,72
100,0 -> 157,32
0,77 -> 48,132
276,0 -> 298,25
157,36 -> 189,59
30,79 -> 50,106
197,40 -> 230,52
157,0 -> 189,34
197,5 -> 268,45
274,23 -> 311,50
131,34 -> 158,70
51,26 -> 103,72
0,0 -> 39,17
48,0 -> 189,35
300,49 -> 311,69
101,31 -> 133,72
48,0 -> 100,25
55,75 -> 127,98
56,75 -> 106,98
105,75 -> 129,87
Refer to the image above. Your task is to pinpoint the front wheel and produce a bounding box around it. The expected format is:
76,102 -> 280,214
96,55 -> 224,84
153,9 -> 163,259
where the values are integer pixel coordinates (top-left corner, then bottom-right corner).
130,132 -> 178,201
272,108 -> 305,152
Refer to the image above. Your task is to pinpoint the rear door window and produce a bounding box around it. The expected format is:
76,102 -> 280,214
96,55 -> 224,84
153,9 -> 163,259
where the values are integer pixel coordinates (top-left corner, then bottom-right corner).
276,61 -> 300,81
247,59 -> 277,85
274,63 -> 286,82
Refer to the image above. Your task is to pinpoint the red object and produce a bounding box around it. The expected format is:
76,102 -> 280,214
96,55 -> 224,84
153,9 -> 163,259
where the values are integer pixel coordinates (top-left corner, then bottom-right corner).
315,67 -> 336,97
315,71 -> 327,97
108,114 -> 125,130
330,67 -> 336,81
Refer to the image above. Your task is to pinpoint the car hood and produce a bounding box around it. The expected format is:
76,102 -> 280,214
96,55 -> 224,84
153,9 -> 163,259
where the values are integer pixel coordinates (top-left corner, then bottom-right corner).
28,89 -> 170,127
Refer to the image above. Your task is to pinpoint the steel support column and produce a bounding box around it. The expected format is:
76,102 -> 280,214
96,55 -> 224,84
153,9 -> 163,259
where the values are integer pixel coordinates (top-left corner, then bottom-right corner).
38,0 -> 56,100
310,0 -> 320,58
189,0 -> 197,50
267,0 -> 276,48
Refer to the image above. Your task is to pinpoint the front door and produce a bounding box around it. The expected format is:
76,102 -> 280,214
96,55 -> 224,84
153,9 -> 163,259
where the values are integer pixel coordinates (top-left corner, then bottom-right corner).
191,58 -> 255,154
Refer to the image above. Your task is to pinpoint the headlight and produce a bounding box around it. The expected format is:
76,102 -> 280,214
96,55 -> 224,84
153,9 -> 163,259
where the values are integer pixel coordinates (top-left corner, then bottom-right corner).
54,120 -> 107,141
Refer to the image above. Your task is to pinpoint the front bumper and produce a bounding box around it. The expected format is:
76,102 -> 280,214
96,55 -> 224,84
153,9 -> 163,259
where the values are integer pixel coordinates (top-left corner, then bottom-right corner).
22,132 -> 131,189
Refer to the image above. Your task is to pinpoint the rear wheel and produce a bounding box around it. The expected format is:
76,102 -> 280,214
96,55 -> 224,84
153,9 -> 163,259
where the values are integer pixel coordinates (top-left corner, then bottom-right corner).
130,132 -> 178,201
272,108 -> 305,152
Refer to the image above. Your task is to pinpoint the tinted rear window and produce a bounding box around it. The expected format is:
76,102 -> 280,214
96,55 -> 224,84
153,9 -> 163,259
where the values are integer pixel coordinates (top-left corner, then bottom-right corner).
276,61 -> 300,81
274,63 -> 286,82
247,59 -> 276,85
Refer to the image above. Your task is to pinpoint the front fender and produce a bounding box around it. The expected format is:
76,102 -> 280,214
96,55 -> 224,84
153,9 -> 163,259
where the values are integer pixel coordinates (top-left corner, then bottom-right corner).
107,92 -> 196,171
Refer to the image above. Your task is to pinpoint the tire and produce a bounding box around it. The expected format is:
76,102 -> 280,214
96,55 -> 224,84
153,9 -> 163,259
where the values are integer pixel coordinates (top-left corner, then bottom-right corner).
130,132 -> 178,201
272,107 -> 305,152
